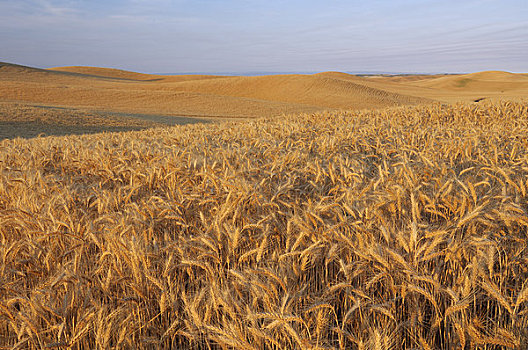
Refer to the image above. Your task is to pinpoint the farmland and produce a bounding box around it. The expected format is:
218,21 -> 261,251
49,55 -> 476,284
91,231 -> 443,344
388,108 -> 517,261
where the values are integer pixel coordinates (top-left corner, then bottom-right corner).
1,101 -> 528,348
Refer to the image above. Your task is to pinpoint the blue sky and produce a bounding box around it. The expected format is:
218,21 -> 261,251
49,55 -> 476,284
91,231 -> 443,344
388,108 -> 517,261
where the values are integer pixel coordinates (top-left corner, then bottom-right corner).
1,0 -> 527,73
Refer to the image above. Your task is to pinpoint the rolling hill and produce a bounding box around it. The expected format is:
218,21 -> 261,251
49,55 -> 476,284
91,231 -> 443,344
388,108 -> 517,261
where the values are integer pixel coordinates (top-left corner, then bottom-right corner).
0,62 -> 527,139
1,62 -> 431,117
409,70 -> 528,97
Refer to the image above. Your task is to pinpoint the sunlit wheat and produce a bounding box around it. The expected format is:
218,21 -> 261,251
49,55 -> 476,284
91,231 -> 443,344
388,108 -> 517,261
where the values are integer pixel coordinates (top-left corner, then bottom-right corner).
1,100 -> 528,348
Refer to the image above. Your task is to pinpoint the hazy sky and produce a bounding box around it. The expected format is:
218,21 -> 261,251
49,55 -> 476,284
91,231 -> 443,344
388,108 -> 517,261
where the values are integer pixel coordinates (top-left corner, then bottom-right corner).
1,0 -> 527,73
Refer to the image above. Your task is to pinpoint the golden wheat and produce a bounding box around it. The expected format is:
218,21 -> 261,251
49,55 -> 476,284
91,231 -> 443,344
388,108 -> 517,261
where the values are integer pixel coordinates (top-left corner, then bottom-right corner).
0,100 -> 528,348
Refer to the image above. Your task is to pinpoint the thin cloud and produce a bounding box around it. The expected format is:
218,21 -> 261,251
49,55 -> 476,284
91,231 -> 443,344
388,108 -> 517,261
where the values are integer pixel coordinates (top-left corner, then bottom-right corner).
0,0 -> 526,73
36,0 -> 79,16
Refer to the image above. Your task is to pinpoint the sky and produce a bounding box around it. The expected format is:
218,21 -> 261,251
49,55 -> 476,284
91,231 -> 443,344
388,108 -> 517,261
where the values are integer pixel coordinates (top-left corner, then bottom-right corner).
0,0 -> 527,74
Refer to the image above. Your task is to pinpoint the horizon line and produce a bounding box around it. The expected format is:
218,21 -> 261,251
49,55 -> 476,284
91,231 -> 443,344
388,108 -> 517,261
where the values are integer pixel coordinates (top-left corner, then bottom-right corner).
5,60 -> 528,76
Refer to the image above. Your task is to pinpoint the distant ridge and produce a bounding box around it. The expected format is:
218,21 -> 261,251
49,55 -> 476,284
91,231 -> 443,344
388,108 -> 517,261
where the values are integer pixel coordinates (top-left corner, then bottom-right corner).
413,70 -> 528,92
49,65 -> 227,83
155,71 -> 463,76
1,62 -> 527,120
49,66 -> 162,81
1,61 -> 51,74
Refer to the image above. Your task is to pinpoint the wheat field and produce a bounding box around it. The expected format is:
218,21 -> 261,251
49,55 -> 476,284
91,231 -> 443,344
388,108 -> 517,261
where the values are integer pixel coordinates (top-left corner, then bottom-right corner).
4,62 -> 528,126
0,102 -> 210,140
1,101 -> 528,349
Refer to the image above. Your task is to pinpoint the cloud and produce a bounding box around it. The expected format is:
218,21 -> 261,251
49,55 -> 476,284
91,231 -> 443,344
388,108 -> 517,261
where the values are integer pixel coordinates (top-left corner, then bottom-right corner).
0,0 -> 526,72
35,0 -> 79,16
